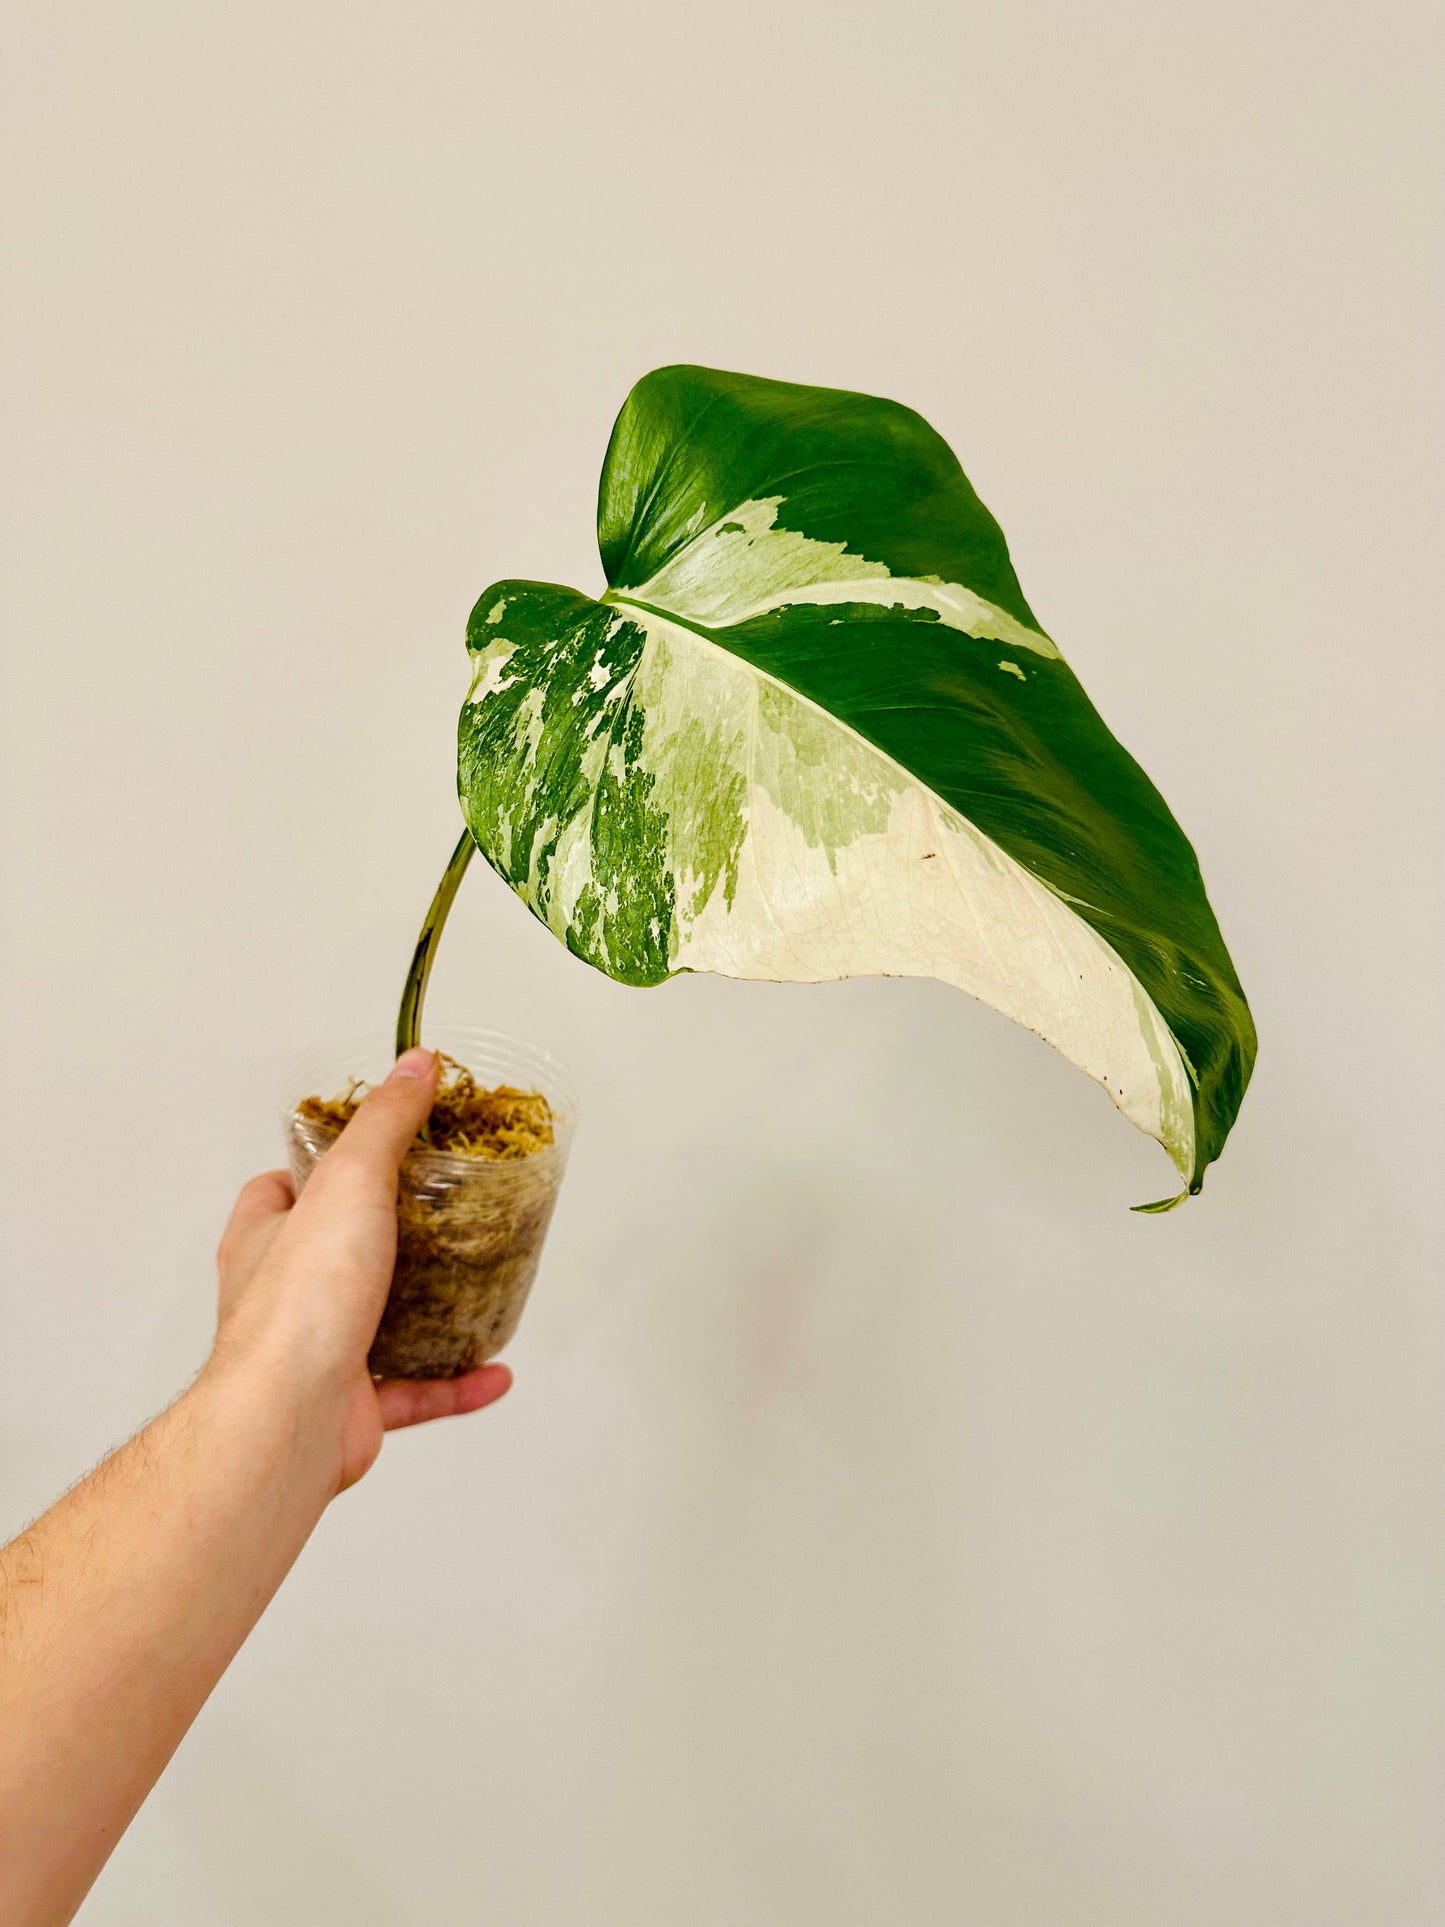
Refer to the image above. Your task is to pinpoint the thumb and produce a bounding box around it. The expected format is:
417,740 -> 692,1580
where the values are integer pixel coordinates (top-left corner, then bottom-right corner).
328,1047 -> 439,1179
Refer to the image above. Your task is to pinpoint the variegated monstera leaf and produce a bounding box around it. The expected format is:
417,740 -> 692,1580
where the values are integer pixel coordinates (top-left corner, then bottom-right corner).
457,365 -> 1255,1204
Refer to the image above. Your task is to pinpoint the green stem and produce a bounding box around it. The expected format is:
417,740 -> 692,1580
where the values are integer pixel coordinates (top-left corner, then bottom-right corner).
395,829 -> 475,1057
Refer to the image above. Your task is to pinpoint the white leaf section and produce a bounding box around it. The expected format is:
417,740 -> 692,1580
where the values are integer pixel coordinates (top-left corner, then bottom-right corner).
622,607 -> 1195,1179
464,638 -> 518,704
617,496 -> 1059,659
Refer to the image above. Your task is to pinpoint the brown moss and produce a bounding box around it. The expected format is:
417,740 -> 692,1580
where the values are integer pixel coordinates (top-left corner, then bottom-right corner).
296,1052 -> 554,1159
286,1051 -> 565,1376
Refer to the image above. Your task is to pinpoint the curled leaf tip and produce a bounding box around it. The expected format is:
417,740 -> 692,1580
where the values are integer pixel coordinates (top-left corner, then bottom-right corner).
1131,1189 -> 1190,1215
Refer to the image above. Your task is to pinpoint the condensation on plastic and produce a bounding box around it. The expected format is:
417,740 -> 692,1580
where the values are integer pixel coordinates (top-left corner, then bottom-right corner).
280,1025 -> 578,1379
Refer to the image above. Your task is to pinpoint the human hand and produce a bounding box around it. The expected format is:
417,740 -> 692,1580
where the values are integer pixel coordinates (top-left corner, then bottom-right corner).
0,1047 -> 514,1922
208,1046 -> 512,1492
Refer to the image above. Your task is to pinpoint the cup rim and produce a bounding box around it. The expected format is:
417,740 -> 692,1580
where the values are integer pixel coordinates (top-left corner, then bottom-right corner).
279,1021 -> 580,1174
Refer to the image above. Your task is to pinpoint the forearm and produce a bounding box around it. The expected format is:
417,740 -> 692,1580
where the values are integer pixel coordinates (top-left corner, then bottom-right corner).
0,1354 -> 341,1927
0,1051 -> 496,1925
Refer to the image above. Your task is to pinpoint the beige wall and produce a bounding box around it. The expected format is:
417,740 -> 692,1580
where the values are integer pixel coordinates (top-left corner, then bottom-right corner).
2,2 -> 1441,1921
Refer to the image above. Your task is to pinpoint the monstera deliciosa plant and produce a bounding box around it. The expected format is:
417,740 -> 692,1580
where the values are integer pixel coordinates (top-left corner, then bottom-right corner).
397,364 -> 1255,1210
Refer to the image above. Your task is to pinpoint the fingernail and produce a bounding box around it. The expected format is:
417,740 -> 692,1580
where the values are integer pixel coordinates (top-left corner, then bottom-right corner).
388,1047 -> 437,1082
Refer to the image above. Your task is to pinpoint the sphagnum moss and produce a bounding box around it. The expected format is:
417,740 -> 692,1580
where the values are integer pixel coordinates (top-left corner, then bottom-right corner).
288,1054 -> 562,1377
297,1053 -> 554,1159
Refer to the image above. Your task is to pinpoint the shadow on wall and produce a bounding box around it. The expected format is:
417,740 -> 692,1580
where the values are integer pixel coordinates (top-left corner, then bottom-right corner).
578,1158 -> 993,1919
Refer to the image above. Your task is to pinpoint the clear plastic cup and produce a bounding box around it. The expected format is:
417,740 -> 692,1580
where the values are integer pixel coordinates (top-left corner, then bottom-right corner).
280,1024 -> 578,1378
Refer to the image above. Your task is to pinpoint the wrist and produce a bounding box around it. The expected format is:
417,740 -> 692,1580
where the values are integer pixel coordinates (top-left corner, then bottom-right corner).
208,1284 -> 359,1415
195,1335 -> 351,1505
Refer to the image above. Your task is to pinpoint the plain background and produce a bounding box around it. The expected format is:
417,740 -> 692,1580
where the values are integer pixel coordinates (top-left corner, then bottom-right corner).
2,2 -> 1442,1921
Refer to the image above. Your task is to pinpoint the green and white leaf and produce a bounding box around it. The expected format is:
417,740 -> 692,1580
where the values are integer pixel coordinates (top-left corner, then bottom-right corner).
457,366 -> 1255,1201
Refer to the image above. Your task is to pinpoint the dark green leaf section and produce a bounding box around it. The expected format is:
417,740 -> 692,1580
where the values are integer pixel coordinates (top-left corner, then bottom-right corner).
706,600 -> 1256,1183
456,582 -> 675,986
598,364 -> 1042,635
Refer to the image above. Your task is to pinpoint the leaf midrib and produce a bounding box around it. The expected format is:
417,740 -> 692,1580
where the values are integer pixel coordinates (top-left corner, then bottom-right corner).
600,591 -> 1135,965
